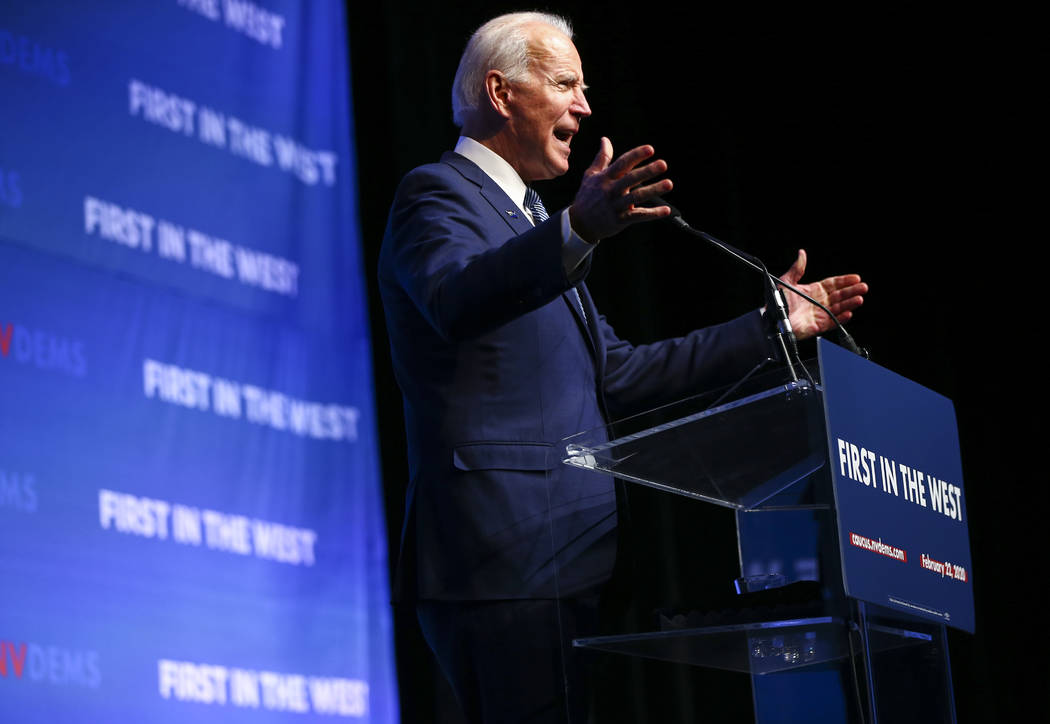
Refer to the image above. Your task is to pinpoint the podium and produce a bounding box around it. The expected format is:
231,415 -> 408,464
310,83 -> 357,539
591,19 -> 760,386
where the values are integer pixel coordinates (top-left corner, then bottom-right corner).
546,339 -> 973,723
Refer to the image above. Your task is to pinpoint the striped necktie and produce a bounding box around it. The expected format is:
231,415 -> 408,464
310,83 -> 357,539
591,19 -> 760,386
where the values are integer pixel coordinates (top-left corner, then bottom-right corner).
524,187 -> 549,223
524,188 -> 587,325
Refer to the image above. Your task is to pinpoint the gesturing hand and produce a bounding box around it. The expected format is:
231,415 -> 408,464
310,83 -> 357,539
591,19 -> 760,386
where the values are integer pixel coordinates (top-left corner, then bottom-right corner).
568,137 -> 673,243
780,249 -> 868,340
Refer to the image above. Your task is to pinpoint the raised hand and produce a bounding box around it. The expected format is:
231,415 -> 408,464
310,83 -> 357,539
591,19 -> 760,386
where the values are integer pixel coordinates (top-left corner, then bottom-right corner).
568,137 -> 673,243
779,249 -> 867,340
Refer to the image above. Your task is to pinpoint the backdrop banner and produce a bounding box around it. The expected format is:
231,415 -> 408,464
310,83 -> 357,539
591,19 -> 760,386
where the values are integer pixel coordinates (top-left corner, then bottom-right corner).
1,2 -> 398,721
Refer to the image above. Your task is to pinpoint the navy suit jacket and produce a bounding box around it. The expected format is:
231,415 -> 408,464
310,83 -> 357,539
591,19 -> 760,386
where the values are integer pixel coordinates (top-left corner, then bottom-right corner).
378,151 -> 769,602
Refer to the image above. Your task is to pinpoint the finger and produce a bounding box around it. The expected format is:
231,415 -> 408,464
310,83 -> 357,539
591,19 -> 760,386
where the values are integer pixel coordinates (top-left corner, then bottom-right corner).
586,137 -> 614,175
829,294 -> 865,315
623,203 -> 672,222
611,158 -> 669,195
780,249 -> 807,285
821,273 -> 864,290
618,178 -> 674,212
605,144 -> 658,178
825,281 -> 868,305
621,182 -> 675,221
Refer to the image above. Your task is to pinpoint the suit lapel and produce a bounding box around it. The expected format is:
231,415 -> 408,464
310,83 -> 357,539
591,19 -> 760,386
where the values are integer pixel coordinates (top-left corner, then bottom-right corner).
442,151 -> 533,236
481,184 -> 534,235
442,151 -> 600,361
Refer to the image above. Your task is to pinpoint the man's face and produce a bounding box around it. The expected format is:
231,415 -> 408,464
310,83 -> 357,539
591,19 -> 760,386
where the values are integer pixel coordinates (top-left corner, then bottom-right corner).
502,25 -> 591,182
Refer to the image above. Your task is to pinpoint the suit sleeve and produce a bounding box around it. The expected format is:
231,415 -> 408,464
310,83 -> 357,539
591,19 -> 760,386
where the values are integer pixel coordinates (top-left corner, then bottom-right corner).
384,166 -> 580,342
598,309 -> 770,418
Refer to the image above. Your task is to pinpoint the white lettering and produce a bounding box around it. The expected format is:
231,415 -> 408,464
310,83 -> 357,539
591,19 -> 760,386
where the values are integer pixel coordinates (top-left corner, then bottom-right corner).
227,116 -> 272,166
129,79 -> 195,135
158,659 -> 228,704
177,0 -> 220,21
251,519 -> 317,566
309,677 -> 369,716
143,359 -> 358,441
98,489 -> 171,539
233,246 -> 300,295
143,359 -> 212,411
186,229 -> 235,278
259,671 -> 309,712
124,81 -> 335,187
84,195 -> 155,251
172,504 -> 203,545
222,0 -> 286,48
202,509 -> 252,555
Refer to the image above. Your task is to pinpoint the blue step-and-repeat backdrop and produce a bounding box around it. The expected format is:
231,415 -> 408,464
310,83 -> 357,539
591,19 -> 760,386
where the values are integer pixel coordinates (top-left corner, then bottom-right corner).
1,1 -> 398,721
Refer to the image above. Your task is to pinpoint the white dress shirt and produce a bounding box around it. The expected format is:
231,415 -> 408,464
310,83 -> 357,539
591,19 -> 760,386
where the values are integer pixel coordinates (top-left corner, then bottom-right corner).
454,136 -> 597,277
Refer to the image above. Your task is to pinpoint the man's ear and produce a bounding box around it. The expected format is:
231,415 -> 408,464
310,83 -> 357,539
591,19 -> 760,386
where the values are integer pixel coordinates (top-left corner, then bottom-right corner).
484,70 -> 513,119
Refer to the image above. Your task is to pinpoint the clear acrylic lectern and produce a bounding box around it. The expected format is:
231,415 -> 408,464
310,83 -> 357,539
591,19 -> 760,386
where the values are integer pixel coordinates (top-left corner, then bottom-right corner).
545,355 -> 960,723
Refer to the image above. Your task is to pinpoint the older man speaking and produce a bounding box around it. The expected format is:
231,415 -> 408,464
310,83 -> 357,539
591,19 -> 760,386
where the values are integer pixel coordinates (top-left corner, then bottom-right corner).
378,12 -> 866,723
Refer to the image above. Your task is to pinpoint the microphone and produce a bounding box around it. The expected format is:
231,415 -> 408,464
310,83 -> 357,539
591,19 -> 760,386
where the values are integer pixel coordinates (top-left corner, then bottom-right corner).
654,197 -> 685,226
644,196 -> 800,379
647,196 -> 869,360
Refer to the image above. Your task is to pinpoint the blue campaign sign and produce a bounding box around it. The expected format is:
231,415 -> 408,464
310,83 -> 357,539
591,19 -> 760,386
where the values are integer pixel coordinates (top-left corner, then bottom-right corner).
1,2 -> 397,721
818,338 -> 974,632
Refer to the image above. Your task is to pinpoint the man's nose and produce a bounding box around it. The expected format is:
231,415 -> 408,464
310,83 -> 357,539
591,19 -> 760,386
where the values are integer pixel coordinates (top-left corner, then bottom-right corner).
572,88 -> 591,118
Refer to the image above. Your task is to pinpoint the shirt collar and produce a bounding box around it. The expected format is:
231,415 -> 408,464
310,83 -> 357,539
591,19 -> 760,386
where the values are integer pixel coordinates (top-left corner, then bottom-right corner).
454,136 -> 529,216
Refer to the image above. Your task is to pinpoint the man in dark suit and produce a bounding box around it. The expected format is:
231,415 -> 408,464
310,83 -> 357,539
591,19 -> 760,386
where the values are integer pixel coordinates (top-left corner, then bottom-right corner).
378,12 -> 866,723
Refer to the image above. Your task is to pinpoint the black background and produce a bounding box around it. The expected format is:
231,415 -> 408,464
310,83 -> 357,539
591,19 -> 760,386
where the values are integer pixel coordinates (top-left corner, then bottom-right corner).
346,3 -> 1037,721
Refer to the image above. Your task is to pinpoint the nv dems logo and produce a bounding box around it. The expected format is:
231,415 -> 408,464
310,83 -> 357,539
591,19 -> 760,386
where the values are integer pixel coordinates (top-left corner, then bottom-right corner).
0,638 -> 100,688
0,320 -> 86,378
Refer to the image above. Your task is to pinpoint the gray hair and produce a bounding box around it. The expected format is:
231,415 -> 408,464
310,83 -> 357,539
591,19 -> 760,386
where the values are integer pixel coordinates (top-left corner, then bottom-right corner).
451,12 -> 573,128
